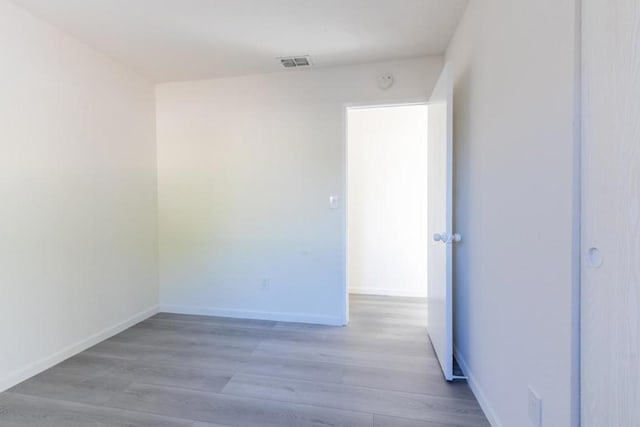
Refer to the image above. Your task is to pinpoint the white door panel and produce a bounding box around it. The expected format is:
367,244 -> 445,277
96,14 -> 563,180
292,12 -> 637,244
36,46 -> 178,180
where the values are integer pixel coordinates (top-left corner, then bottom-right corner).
581,0 -> 640,424
427,64 -> 455,381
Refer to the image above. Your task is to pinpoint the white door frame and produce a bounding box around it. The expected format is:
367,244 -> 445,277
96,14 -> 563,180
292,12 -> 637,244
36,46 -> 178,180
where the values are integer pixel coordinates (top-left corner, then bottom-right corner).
341,97 -> 430,325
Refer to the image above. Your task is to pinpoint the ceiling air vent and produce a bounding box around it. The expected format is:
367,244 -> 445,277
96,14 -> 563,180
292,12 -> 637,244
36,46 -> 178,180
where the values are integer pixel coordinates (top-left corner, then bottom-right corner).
278,55 -> 312,68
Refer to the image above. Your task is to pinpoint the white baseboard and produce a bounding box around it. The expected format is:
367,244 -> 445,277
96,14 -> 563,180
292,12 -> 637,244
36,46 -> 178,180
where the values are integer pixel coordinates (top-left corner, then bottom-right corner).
454,346 -> 503,427
160,304 -> 345,326
0,306 -> 159,393
349,287 -> 427,298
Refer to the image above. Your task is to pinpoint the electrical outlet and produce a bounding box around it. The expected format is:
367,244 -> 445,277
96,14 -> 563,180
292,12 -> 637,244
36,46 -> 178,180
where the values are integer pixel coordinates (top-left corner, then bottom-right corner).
261,278 -> 270,291
528,387 -> 542,427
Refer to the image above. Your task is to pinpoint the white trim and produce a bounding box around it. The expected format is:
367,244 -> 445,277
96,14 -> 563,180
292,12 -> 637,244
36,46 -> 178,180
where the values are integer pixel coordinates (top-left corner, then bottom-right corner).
160,305 -> 345,326
345,97 -> 430,110
349,287 -> 427,298
0,306 -> 159,393
454,346 -> 502,427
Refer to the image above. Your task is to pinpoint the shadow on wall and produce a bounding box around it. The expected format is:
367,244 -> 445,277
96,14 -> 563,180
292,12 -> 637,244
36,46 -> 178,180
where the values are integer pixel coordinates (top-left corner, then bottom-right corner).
451,65 -> 473,356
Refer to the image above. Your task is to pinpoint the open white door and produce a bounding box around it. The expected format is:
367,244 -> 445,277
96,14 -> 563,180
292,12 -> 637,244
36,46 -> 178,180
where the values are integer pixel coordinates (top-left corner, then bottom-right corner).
427,64 -> 458,381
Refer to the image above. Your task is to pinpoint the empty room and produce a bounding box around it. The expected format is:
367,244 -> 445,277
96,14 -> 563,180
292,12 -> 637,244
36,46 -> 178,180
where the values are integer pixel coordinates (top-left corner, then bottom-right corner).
0,1 -> 637,426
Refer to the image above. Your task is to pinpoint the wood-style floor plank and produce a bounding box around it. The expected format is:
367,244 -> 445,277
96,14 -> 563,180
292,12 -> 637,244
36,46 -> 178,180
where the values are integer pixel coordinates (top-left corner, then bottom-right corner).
340,364 -> 476,399
220,373 -> 487,426
105,382 -> 373,427
0,393 -> 192,427
42,353 -> 233,393
0,294 -> 488,426
252,340 -> 440,373
374,414 -> 458,427
238,353 -> 474,399
85,340 -> 254,371
7,370 -> 131,406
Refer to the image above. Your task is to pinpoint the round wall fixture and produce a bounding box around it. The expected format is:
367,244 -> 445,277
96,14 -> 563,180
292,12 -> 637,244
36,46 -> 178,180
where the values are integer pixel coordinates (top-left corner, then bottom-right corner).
377,73 -> 394,90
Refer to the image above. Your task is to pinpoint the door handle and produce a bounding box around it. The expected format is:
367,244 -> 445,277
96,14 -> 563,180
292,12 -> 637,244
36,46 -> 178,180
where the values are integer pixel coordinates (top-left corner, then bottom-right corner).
433,233 -> 447,242
433,233 -> 462,243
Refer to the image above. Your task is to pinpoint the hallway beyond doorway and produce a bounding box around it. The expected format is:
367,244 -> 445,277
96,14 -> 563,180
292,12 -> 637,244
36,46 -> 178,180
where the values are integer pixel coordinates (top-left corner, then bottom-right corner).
347,104 -> 429,299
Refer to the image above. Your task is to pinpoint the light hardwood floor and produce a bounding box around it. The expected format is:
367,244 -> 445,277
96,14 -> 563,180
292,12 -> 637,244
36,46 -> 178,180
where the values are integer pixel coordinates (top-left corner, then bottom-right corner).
0,295 -> 489,426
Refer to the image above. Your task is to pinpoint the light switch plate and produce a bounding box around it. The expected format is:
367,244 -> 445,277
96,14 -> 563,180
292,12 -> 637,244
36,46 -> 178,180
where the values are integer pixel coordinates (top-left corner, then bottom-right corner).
329,195 -> 339,209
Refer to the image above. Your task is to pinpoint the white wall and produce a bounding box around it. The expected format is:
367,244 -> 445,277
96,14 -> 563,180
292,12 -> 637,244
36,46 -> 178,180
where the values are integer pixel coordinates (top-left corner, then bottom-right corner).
0,0 -> 158,391
445,0 -> 579,426
348,105 -> 429,298
156,57 -> 442,325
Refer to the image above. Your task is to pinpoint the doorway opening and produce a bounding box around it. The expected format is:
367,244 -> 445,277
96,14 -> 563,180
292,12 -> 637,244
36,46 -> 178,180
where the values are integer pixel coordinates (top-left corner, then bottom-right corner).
345,102 -> 429,322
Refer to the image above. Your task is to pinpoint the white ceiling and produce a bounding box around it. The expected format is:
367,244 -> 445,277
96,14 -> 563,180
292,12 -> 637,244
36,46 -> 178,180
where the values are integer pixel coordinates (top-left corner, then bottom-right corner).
11,0 -> 468,82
